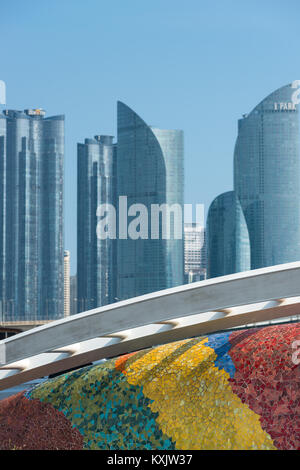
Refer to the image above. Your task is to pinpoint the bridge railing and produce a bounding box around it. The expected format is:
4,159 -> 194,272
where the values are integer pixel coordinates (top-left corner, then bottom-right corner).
0,261 -> 300,391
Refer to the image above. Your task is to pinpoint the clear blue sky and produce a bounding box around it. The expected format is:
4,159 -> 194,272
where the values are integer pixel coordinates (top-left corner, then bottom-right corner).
1,0 -> 300,274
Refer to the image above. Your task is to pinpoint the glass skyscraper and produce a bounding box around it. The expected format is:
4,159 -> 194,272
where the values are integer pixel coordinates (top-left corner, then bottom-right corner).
207,82 -> 300,277
117,101 -> 184,300
0,109 -> 64,321
77,135 -> 116,312
206,191 -> 250,278
234,82 -> 300,269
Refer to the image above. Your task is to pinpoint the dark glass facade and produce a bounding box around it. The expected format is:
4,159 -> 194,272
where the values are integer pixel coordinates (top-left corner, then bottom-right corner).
117,102 -> 184,300
0,109 -> 64,321
234,82 -> 300,269
77,135 -> 116,312
206,191 -> 250,278
207,82 -> 300,278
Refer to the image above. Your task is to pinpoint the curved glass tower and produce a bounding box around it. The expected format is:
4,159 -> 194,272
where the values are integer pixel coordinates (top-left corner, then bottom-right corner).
77,135 -> 116,312
117,101 -> 184,300
206,191 -> 250,278
234,82 -> 300,269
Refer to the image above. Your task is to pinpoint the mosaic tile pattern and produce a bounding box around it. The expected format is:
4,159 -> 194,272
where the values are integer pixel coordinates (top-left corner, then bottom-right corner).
0,391 -> 83,449
0,322 -> 299,450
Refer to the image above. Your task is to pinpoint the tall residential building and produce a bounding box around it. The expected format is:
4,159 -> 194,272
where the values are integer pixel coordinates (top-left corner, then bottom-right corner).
64,250 -> 70,317
117,101 -> 184,300
77,135 -> 116,312
206,191 -> 250,278
207,81 -> 300,278
0,108 -> 64,321
184,223 -> 206,282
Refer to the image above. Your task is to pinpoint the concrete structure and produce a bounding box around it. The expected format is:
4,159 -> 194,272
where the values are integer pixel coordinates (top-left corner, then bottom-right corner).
64,251 -> 70,317
0,108 -> 64,322
0,261 -> 300,391
117,101 -> 184,300
184,223 -> 206,282
77,135 -> 116,312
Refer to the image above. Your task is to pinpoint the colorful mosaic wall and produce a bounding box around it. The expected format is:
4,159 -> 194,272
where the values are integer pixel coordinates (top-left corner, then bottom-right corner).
0,322 -> 300,450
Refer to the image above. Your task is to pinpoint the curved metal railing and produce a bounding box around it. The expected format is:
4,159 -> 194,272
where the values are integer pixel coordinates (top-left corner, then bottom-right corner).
0,261 -> 300,391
